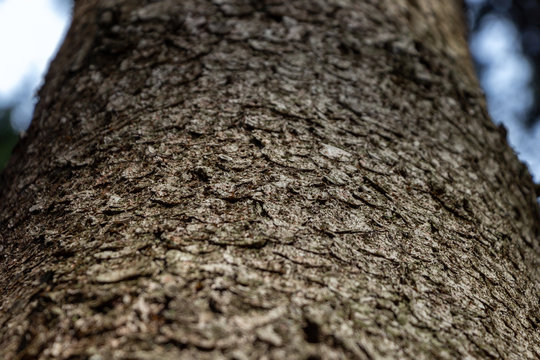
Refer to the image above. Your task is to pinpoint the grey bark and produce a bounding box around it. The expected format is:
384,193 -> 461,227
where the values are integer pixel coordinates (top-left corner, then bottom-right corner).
1,0 -> 539,359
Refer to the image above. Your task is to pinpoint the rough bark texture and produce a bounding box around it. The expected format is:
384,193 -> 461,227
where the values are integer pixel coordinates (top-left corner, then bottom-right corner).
1,0 -> 539,359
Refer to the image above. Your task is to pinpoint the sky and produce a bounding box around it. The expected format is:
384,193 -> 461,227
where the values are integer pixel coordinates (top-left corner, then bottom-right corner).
0,0 -> 539,182
0,0 -> 71,130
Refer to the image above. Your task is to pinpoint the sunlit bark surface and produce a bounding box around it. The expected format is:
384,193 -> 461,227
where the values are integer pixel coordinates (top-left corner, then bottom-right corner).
1,0 -> 539,359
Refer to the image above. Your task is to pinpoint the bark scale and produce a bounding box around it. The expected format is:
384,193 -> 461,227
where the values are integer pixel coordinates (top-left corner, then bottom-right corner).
1,0 -> 539,359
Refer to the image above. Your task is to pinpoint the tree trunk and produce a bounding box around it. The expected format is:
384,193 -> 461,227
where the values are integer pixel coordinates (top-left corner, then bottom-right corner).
1,0 -> 539,359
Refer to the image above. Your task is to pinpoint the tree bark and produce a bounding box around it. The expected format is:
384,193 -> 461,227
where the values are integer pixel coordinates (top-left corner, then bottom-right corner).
1,0 -> 539,359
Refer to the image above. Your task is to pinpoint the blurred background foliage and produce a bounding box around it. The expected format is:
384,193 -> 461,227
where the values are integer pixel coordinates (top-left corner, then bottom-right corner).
468,0 -> 540,127
0,0 -> 539,182
467,0 -> 540,181
0,107 -> 17,170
